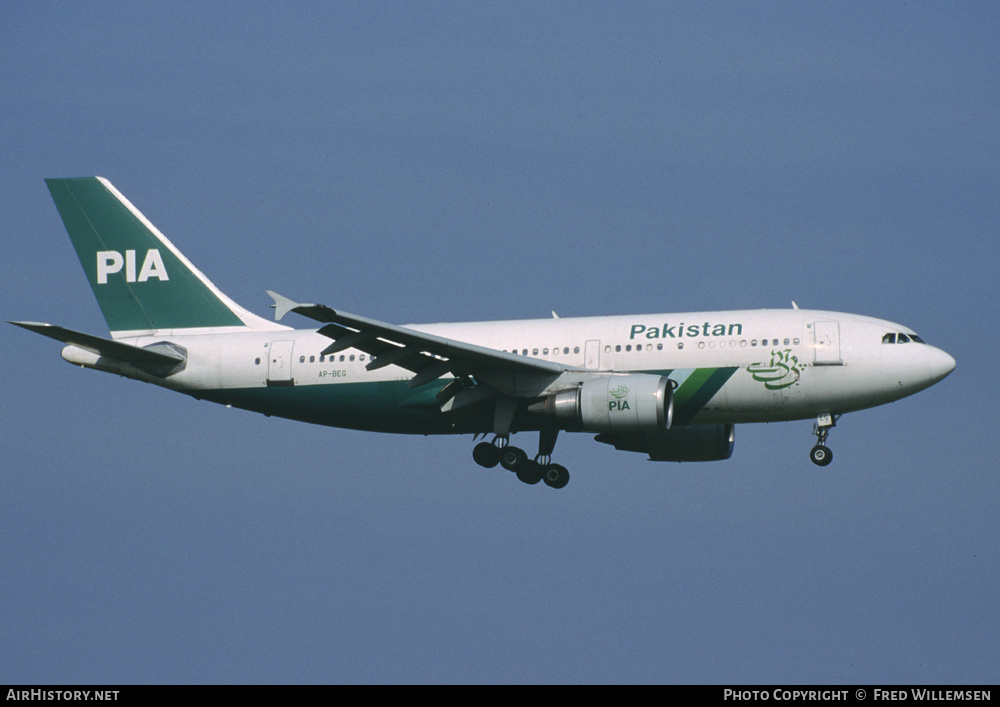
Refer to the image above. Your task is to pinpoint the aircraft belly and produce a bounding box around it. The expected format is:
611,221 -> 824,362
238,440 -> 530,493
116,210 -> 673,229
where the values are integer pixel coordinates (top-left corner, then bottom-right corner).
202,380 -> 456,435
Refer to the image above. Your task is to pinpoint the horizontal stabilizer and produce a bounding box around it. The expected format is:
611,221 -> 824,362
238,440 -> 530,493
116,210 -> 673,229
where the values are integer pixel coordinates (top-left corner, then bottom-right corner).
10,321 -> 185,367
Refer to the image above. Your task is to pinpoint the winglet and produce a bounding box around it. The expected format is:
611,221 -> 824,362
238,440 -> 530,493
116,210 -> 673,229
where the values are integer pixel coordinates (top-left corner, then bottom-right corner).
267,290 -> 307,322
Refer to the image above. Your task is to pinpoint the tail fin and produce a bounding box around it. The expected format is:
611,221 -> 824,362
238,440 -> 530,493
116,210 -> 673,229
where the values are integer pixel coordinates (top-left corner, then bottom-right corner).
45,177 -> 282,337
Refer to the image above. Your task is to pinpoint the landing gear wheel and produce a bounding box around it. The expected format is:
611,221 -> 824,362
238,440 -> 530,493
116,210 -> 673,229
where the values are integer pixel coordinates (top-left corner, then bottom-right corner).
542,464 -> 570,489
500,446 -> 528,472
473,442 -> 501,468
516,461 -> 544,485
810,445 -> 833,467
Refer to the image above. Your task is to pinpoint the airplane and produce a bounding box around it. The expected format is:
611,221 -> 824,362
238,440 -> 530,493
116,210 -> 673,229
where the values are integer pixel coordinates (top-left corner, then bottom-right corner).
12,177 -> 956,489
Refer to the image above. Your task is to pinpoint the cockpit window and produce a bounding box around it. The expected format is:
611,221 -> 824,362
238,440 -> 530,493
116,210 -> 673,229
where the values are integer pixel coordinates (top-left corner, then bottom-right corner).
883,332 -> 927,344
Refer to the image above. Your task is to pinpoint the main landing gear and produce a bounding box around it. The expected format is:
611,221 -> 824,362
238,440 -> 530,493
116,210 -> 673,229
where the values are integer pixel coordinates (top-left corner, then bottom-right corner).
809,413 -> 840,467
472,430 -> 570,489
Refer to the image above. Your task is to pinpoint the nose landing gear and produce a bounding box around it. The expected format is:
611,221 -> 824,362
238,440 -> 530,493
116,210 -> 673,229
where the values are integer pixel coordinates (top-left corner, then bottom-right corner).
471,429 -> 570,488
810,413 -> 839,467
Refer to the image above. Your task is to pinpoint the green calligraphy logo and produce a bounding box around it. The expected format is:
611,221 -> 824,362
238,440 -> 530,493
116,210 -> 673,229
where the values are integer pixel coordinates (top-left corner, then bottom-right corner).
609,384 -> 629,400
747,349 -> 803,390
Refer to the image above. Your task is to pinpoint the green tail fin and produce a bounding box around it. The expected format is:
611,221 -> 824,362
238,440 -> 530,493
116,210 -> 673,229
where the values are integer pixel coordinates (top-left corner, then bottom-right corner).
46,177 -> 278,337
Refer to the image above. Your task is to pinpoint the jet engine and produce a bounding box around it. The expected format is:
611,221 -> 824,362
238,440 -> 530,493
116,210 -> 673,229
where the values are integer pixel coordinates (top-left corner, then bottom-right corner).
537,374 -> 674,434
594,424 -> 735,462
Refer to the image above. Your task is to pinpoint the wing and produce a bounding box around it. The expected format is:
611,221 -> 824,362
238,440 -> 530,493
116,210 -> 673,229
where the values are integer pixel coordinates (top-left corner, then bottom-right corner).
267,291 -> 572,390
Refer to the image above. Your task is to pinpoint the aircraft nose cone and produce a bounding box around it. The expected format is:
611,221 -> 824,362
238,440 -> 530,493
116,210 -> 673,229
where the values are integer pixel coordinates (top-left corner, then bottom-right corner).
928,346 -> 956,383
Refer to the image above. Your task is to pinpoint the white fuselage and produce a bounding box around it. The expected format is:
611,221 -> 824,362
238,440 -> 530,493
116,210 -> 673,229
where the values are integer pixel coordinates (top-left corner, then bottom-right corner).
80,308 -> 954,434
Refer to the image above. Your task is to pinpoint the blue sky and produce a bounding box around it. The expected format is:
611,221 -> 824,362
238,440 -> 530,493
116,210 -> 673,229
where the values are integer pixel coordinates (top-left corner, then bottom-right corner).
3,2 -> 997,684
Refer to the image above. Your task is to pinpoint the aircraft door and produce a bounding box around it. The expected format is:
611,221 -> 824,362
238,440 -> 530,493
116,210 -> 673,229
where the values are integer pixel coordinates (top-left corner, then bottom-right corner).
813,321 -> 843,366
267,339 -> 295,386
585,340 -> 600,370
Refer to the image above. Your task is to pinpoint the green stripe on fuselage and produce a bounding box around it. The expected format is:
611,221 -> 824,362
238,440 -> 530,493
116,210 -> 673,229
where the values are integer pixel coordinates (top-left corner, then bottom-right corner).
672,367 -> 715,408
671,367 -> 737,425
642,366 -> 738,426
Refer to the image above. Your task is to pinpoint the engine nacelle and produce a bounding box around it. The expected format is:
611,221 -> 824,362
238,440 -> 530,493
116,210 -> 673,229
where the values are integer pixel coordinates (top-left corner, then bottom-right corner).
541,374 -> 673,434
595,424 -> 735,462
